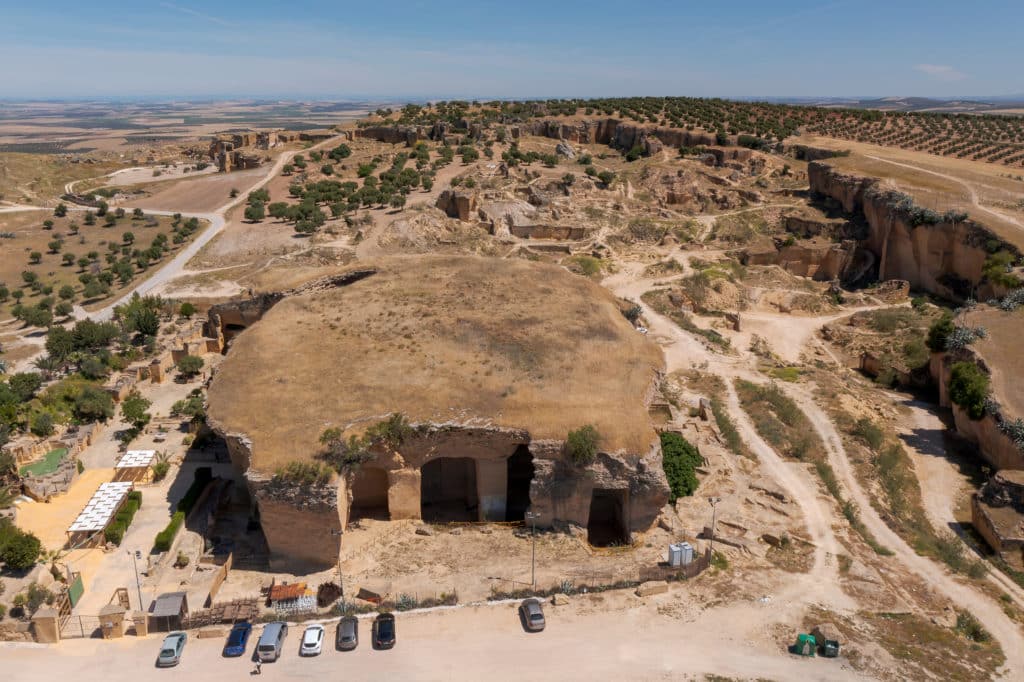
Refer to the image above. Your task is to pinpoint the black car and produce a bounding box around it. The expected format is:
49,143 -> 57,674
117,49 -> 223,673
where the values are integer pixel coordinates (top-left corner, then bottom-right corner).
372,612 -> 396,649
336,616 -> 358,651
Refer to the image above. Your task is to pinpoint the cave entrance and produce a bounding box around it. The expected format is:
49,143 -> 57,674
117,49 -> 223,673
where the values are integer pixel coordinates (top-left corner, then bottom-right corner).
587,489 -> 629,547
505,445 -> 534,522
223,323 -> 247,347
420,457 -> 478,522
349,467 -> 390,522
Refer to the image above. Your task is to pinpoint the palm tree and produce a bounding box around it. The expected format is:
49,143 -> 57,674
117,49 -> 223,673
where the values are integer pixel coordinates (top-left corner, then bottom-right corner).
32,355 -> 62,380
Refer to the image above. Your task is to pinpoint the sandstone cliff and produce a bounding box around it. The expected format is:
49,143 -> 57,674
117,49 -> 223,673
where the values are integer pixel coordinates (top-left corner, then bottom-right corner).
808,162 -> 1021,301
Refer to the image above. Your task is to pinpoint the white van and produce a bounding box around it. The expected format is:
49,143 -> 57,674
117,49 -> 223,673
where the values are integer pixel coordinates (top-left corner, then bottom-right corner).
257,622 -> 288,662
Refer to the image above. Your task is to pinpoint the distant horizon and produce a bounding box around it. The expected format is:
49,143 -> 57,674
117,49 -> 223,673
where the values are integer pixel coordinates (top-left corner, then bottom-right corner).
2,93 -> 1024,106
1,1 -> 1020,101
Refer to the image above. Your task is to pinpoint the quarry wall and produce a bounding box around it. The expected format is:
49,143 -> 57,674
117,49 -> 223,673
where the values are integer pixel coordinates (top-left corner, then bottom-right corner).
808,161 -> 1020,301
930,352 -> 1024,471
212,420 -> 669,573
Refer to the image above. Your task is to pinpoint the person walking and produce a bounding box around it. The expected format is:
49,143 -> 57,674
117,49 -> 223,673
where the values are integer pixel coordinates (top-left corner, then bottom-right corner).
253,660 -> 262,675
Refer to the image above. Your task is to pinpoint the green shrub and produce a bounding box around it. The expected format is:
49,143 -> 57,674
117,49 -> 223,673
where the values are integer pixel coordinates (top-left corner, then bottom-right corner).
104,523 -> 125,545
948,362 -> 989,420
926,312 -> 954,352
0,526 -> 42,569
154,512 -> 185,552
660,432 -> 703,501
853,418 -> 885,451
566,425 -> 600,466
152,460 -> 170,482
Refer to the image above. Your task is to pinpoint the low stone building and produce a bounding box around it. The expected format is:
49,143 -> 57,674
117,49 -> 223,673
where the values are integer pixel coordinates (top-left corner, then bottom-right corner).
206,256 -> 671,573
973,470 -> 1024,570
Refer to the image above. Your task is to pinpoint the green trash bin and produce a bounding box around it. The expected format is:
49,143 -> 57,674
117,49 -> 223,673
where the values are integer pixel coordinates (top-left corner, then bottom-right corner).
794,633 -> 817,657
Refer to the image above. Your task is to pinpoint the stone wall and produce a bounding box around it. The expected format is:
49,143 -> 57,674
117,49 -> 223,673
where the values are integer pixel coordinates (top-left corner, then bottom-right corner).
972,471 -> 1024,569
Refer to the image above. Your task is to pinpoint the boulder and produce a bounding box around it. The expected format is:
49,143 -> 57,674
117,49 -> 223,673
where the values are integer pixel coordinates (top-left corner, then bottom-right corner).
415,526 -> 434,536
555,141 -> 576,159
551,593 -> 570,606
435,190 -> 478,221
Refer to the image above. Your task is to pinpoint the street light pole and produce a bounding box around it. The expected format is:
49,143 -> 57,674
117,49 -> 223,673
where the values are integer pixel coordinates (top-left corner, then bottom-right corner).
525,512 -> 540,589
129,550 -> 143,611
707,497 -> 721,558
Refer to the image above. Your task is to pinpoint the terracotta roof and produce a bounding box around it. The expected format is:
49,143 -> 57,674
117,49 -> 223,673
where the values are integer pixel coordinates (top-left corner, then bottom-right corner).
269,582 -> 307,601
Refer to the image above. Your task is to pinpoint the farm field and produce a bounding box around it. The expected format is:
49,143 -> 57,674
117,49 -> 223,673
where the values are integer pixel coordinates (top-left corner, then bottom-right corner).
0,207 -> 208,321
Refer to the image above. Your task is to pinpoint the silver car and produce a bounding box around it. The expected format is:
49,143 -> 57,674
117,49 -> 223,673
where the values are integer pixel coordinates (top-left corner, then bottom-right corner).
156,631 -> 188,667
519,599 -> 545,631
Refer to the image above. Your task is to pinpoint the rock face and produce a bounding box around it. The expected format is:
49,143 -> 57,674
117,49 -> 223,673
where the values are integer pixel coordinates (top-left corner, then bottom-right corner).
808,162 -> 1021,301
250,476 -> 344,573
932,353 -> 1024,471
217,424 -> 670,573
555,141 -> 576,159
355,125 -> 421,146
436,189 -> 478,221
517,118 -> 721,150
742,238 -> 871,282
206,257 -> 669,573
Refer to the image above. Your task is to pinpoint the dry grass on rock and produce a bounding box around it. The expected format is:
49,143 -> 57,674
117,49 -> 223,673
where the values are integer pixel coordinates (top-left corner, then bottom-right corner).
208,255 -> 665,471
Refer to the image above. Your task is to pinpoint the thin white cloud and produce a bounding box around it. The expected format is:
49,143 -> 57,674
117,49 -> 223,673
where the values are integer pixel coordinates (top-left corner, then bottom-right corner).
159,2 -> 232,28
914,63 -> 967,81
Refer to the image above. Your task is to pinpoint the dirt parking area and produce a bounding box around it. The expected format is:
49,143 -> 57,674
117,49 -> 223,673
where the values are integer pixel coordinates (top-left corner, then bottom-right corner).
5,584 -> 863,682
133,168 -> 266,213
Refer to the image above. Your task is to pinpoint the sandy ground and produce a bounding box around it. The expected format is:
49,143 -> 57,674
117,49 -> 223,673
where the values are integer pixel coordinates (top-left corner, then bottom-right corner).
4,588 -> 866,682
15,469 -> 116,550
133,168 -> 267,213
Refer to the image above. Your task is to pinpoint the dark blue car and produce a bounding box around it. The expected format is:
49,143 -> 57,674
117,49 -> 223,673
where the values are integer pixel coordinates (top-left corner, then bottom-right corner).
222,622 -> 252,657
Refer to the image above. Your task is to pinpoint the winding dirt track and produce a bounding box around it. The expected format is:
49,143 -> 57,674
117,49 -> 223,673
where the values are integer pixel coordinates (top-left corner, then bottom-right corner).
606,244 -> 1024,678
787,387 -> 1024,677
864,154 -> 1024,233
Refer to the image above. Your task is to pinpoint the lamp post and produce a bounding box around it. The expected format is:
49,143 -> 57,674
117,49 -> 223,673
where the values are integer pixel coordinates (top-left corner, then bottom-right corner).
525,512 -> 540,589
128,549 -> 143,611
707,497 -> 721,558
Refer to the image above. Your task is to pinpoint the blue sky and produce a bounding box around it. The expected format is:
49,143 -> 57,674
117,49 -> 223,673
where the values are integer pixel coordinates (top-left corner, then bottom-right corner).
0,0 -> 1021,100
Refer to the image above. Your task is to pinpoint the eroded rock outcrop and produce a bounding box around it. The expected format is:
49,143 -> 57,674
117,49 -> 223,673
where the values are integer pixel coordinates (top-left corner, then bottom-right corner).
436,189 -> 479,221
809,161 -> 1021,300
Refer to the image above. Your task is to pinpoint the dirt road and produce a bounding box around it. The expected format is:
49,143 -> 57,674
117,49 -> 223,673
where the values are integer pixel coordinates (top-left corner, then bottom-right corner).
606,245 -> 1024,678
864,154 -> 1024,233
787,387 -> 1024,678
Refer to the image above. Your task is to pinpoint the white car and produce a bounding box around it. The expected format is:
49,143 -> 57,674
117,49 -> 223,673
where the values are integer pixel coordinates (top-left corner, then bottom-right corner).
300,624 -> 325,656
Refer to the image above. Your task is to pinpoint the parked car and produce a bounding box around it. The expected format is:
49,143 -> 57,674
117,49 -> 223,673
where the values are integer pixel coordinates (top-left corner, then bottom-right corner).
222,621 -> 252,657
300,624 -> 325,656
156,631 -> 188,667
372,612 -> 396,649
519,598 -> 546,631
336,616 -> 359,651
256,622 -> 288,662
